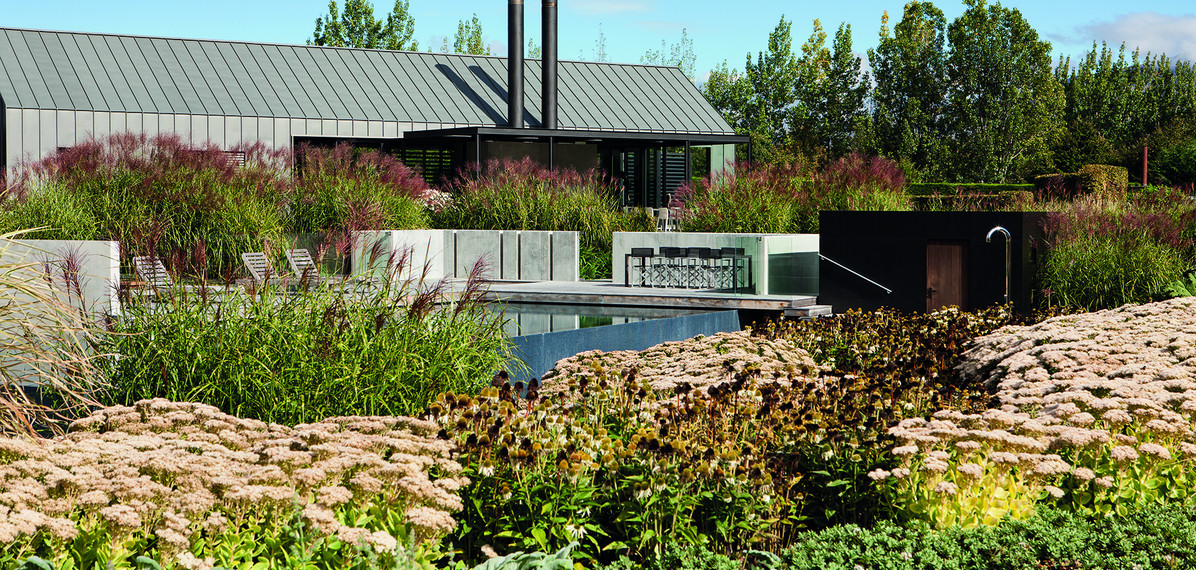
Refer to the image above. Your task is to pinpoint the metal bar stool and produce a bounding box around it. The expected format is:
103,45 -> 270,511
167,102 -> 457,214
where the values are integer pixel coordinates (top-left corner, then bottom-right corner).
657,247 -> 688,287
624,247 -> 655,287
719,247 -> 747,290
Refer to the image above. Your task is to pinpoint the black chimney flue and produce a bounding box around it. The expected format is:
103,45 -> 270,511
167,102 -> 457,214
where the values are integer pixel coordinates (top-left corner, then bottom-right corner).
507,0 -> 525,128
541,0 -> 557,130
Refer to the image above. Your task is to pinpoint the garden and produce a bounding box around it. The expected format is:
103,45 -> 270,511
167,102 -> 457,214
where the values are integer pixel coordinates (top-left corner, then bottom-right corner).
4,134 -> 1196,568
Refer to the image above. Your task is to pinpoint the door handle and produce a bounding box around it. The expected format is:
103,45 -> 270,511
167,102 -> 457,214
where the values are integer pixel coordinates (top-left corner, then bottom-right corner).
926,287 -> 937,298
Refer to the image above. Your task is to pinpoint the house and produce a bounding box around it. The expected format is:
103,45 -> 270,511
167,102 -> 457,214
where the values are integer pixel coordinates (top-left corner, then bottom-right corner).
0,4 -> 744,207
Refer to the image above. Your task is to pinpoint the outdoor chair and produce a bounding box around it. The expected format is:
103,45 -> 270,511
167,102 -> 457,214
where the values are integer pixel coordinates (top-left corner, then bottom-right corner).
240,252 -> 283,287
624,247 -> 655,287
654,247 -> 689,287
132,256 -> 173,292
285,249 -> 326,286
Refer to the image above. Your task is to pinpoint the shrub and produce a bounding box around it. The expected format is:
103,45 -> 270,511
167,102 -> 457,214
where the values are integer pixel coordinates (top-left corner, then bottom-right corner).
100,258 -> 513,424
289,143 -> 432,234
907,183 -> 1037,196
1077,164 -> 1128,198
775,506 -> 1196,569
675,163 -> 811,234
877,299 -> 1196,527
0,399 -> 463,569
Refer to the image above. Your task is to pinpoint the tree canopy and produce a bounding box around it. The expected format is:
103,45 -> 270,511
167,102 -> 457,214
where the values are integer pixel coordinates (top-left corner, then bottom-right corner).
309,0 -> 417,51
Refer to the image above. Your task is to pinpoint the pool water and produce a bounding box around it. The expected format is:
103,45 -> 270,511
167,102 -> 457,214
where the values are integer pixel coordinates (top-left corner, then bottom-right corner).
494,302 -> 709,337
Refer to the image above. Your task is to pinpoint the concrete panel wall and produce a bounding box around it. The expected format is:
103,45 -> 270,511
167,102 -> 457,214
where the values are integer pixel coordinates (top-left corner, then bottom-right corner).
1,239 -> 121,318
352,230 -> 579,283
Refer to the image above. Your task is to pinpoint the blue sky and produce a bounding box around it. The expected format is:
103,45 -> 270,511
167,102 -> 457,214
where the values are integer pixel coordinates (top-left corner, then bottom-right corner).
7,0 -> 1196,81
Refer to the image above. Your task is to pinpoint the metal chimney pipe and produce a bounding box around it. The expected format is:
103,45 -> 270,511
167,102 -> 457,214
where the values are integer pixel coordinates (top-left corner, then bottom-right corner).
541,0 -> 558,130
507,0 -> 524,128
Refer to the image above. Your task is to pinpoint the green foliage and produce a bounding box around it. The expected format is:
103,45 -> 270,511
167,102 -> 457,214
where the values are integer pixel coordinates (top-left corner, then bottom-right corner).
640,29 -> 696,82
0,184 -> 97,241
470,542 -> 578,570
4,134 -> 290,279
309,0 -> 418,50
944,0 -> 1064,182
1153,140 -> 1196,187
906,183 -> 1035,196
599,543 -> 741,570
1164,270 -> 1196,298
289,143 -> 431,234
452,14 -> 489,55
790,21 -> 869,157
677,154 -> 907,234
100,267 -> 513,424
1077,164 -> 1129,197
1039,197 -> 1195,310
579,245 -> 611,281
774,506 -> 1196,569
868,2 -> 950,182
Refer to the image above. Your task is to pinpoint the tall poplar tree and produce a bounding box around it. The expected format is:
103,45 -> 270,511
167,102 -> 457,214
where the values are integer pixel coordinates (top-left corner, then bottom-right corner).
944,0 -> 1063,182
868,2 -> 949,179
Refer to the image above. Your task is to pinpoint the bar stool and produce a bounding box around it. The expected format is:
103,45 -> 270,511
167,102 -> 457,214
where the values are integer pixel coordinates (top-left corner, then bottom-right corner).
625,248 -> 655,287
656,247 -> 688,287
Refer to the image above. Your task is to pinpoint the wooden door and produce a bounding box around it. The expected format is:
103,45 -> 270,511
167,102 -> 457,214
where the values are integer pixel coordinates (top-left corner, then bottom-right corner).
927,240 -> 968,312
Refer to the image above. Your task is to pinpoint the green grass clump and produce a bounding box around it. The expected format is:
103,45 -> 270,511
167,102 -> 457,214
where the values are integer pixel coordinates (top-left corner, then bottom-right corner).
676,152 -> 909,234
100,264 -> 513,424
1039,194 -> 1196,310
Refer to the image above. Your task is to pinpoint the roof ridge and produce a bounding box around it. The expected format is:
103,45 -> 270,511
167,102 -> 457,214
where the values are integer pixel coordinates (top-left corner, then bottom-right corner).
0,26 -> 687,69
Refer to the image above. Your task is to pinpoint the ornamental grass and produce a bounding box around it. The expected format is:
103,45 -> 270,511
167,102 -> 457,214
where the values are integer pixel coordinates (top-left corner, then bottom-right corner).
0,399 -> 465,570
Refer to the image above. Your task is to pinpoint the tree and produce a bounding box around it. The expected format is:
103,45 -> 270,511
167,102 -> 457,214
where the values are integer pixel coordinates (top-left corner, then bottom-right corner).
744,17 -> 801,150
594,24 -> 608,62
868,1 -> 950,179
943,0 -> 1063,182
309,0 -> 417,51
641,29 -> 696,81
452,14 -> 490,55
790,21 -> 868,157
528,37 -> 542,59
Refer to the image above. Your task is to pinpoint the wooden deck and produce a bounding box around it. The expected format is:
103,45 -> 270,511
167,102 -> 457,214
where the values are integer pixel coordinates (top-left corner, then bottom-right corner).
481,280 -> 820,312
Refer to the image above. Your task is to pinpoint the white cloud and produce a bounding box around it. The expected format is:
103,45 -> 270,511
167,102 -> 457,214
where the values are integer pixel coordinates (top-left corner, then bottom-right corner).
570,0 -> 654,17
1074,12 -> 1196,61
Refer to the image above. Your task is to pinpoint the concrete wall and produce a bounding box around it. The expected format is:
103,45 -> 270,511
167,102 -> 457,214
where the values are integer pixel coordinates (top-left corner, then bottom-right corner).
510,309 -> 741,382
1,240 -> 121,319
353,230 -> 579,283
611,232 -> 819,295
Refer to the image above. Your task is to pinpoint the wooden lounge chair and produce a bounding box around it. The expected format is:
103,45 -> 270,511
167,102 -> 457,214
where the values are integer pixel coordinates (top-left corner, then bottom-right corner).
132,256 -> 173,292
240,252 -> 283,286
285,249 -> 325,285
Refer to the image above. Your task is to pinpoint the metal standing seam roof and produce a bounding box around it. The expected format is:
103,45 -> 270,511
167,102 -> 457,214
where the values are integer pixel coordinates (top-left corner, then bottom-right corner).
0,27 -> 736,135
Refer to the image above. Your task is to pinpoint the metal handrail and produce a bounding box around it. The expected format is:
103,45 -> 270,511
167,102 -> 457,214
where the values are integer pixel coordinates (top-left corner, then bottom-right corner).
819,253 -> 893,295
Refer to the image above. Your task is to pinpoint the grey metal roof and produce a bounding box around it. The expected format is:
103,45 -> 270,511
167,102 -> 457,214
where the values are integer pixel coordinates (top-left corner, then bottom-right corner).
0,27 -> 734,135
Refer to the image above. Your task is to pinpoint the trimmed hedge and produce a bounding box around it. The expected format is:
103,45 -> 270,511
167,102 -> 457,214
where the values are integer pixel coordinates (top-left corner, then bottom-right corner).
1035,165 -> 1129,200
912,190 -> 1034,211
906,183 -> 1036,196
1077,163 -> 1129,197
